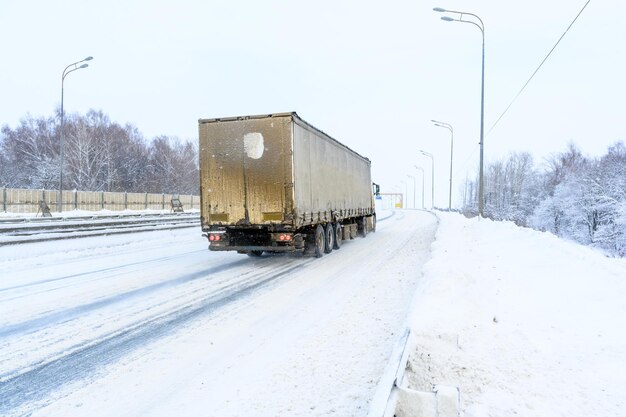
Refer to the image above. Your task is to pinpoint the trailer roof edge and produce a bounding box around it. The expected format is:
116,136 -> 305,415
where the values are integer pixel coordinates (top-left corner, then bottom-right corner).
198,112 -> 371,164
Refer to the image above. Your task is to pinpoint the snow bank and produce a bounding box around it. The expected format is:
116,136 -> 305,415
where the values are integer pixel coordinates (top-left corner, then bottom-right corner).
405,212 -> 626,416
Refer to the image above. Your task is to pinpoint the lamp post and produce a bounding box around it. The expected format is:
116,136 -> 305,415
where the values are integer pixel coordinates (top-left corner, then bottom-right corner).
407,174 -> 416,209
434,7 -> 485,217
391,185 -> 402,209
420,150 -> 434,209
431,120 -> 454,211
59,56 -> 93,212
400,180 -> 408,209
414,165 -> 425,209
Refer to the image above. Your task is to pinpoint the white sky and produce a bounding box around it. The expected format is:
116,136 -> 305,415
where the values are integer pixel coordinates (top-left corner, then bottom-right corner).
1,0 -> 624,207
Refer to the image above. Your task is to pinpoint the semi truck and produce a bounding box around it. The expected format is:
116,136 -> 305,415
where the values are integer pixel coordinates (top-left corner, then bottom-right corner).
198,112 -> 377,258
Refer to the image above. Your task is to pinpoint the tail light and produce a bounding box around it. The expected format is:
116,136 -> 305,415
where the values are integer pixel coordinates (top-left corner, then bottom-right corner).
208,233 -> 222,241
274,233 -> 293,242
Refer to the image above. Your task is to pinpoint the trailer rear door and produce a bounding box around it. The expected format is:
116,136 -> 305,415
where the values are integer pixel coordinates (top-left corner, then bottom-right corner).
199,115 -> 293,226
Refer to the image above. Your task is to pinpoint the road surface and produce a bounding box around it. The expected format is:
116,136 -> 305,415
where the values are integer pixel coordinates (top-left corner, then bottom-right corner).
0,209 -> 437,417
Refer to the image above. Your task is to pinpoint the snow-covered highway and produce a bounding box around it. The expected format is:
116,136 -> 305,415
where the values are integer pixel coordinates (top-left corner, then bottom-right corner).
0,209 -> 437,417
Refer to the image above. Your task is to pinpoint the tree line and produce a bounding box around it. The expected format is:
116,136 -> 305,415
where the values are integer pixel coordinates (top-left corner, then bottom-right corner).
3,110 -> 623,256
0,109 -> 199,195
462,142 -> 626,257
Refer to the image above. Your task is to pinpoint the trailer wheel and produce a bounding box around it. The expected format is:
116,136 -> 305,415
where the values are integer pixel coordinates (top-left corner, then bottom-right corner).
314,224 -> 325,258
371,215 -> 376,233
247,250 -> 263,257
324,223 -> 334,253
333,222 -> 342,249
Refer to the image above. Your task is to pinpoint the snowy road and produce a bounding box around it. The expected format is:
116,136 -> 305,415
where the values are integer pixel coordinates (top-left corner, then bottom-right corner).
0,210 -> 437,417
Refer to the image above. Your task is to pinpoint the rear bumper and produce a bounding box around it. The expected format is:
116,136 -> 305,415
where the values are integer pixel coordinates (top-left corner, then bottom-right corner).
205,228 -> 305,252
209,244 -> 297,252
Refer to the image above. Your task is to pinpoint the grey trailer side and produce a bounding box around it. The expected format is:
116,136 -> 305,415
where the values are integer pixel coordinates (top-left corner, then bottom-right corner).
290,114 -> 374,228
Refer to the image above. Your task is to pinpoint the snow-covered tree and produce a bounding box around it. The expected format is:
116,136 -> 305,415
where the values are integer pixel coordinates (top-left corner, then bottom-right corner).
0,109 -> 198,195
145,136 -> 199,194
0,133 -> 9,187
0,113 -> 59,189
591,142 -> 626,255
466,152 -> 541,226
530,142 -> 626,256
462,141 -> 625,257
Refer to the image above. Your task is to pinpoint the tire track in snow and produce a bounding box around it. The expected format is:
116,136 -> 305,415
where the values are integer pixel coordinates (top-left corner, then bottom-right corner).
1,212 -> 396,415
0,259 -> 311,416
0,249 -> 208,296
0,257 -> 249,339
0,255 -> 302,381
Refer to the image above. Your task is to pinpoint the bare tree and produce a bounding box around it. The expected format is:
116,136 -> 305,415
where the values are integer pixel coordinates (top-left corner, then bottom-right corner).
145,136 -> 199,194
467,152 -> 540,225
1,109 -> 198,195
0,113 -> 59,189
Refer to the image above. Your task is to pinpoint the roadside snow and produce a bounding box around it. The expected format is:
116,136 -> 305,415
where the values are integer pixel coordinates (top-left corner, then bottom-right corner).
405,212 -> 626,416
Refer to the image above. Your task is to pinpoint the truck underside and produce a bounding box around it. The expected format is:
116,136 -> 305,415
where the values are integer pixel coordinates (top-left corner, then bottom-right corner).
204,214 -> 376,258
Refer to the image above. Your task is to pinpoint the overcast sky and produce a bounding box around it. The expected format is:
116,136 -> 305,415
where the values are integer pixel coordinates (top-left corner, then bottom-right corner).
1,0 -> 624,207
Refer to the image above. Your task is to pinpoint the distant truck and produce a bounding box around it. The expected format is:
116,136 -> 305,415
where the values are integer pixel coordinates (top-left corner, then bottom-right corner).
198,112 -> 377,257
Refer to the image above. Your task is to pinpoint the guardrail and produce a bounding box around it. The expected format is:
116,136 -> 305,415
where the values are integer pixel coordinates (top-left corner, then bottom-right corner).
367,327 -> 412,417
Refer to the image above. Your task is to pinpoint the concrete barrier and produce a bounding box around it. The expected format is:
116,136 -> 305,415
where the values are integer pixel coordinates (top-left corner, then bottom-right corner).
395,385 -> 460,417
0,187 -> 199,214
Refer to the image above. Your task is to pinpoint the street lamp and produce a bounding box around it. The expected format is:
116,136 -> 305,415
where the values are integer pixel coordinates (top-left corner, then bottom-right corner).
434,7 -> 485,217
407,174 -> 416,209
400,180 -> 408,209
432,119 -> 454,211
391,185 -> 402,209
414,165 -> 425,209
59,56 -> 93,212
420,150 -> 434,209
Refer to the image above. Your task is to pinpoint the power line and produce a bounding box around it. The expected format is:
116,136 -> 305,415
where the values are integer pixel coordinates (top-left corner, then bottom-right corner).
487,0 -> 592,137
459,142 -> 480,172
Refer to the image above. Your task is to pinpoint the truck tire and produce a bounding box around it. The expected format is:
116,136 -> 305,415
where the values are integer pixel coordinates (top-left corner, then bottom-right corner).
247,250 -> 263,257
333,222 -> 342,249
324,223 -> 334,253
314,224 -> 325,258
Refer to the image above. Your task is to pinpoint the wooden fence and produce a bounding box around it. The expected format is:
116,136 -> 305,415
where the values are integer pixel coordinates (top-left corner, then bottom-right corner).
0,187 -> 200,214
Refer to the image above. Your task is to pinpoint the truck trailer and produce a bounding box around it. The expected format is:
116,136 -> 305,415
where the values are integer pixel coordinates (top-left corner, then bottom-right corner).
198,112 -> 377,257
